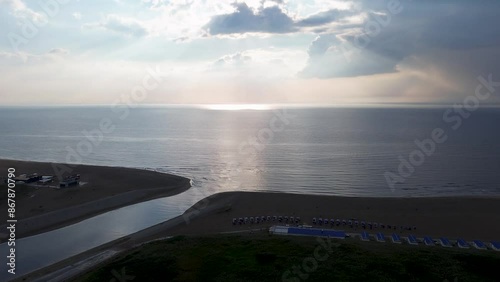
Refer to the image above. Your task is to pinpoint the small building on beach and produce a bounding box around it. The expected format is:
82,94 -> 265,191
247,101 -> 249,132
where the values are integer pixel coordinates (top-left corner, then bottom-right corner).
59,174 -> 80,188
14,173 -> 42,183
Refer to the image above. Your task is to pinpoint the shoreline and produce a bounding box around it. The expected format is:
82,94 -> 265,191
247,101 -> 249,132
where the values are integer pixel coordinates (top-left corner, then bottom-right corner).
0,159 -> 191,241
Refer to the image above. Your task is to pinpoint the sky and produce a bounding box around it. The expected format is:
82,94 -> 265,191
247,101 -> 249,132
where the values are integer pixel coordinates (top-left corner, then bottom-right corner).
0,0 -> 499,106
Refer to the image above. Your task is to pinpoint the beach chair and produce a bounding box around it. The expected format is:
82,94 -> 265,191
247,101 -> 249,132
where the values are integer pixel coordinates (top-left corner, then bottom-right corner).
473,240 -> 487,250
407,235 -> 418,245
336,219 -> 340,226
232,218 -> 237,225
376,232 -> 386,242
296,217 -> 301,223
439,237 -> 452,247
391,233 -> 401,244
318,218 -> 323,225
423,236 -> 434,246
361,231 -> 370,241
290,216 -> 294,223
457,239 -> 469,249
490,241 -> 500,251
267,216 -> 271,221
312,217 -> 317,224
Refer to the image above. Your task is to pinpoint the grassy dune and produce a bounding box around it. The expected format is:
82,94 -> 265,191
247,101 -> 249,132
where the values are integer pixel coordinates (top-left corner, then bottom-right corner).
78,234 -> 500,282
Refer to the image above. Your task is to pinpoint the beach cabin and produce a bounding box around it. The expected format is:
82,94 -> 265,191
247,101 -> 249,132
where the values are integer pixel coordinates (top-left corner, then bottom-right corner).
407,235 -> 418,245
439,238 -> 452,247
391,233 -> 402,244
423,236 -> 434,246
376,233 -> 386,242
457,239 -> 470,249
361,232 -> 370,241
490,242 -> 500,251
472,240 -> 487,250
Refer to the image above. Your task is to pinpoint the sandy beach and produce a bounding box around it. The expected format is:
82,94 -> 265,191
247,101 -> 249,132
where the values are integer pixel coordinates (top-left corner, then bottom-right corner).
0,159 -> 191,240
157,191 -> 500,241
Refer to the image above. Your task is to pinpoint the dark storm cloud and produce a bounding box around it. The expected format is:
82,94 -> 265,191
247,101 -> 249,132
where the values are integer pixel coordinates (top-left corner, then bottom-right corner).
301,0 -> 500,78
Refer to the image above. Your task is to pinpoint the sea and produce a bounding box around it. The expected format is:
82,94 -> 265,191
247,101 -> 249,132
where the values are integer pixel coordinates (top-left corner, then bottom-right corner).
1,106 -> 499,197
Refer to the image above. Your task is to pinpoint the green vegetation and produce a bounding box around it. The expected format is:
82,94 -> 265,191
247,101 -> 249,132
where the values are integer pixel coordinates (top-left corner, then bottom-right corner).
79,234 -> 500,282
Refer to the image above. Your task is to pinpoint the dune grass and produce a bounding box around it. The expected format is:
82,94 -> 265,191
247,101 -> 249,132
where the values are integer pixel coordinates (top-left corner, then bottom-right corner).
79,234 -> 500,282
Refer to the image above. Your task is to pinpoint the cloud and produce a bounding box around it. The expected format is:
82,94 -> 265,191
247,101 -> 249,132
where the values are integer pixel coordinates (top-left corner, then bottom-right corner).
295,9 -> 345,27
203,2 -> 350,36
0,48 -> 69,64
1,0 -> 45,23
84,14 -> 148,37
48,48 -> 69,55
211,52 -> 252,69
300,0 -> 500,79
204,2 -> 295,35
207,48 -> 308,81
72,12 -> 82,20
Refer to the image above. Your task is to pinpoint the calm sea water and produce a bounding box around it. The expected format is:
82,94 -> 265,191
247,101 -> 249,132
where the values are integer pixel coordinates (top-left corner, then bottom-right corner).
1,106 -> 499,197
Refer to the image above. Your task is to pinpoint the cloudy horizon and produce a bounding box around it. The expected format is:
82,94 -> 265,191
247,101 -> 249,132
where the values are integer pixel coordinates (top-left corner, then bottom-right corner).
1,0 -> 500,106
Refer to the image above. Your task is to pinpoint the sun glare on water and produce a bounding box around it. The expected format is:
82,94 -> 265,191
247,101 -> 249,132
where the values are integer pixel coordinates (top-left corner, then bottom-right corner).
201,104 -> 274,111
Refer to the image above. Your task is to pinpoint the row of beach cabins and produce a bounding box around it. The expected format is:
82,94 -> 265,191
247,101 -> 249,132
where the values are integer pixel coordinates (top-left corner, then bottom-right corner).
232,215 -> 301,225
269,225 -> 500,252
231,216 -> 500,252
311,217 -> 416,231
232,215 -> 415,232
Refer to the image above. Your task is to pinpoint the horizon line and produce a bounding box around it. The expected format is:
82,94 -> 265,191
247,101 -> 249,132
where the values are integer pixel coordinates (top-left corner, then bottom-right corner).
1,103 -> 500,110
